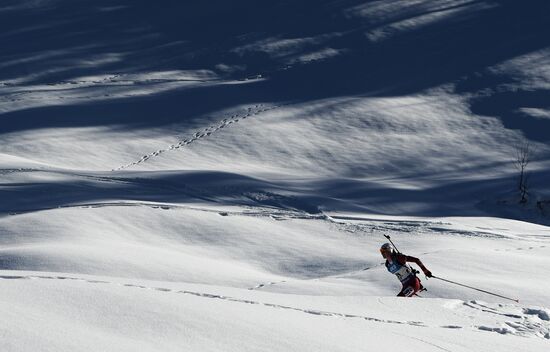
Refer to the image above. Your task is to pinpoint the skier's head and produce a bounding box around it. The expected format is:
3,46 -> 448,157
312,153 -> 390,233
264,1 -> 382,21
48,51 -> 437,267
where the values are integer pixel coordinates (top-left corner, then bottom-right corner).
380,242 -> 393,258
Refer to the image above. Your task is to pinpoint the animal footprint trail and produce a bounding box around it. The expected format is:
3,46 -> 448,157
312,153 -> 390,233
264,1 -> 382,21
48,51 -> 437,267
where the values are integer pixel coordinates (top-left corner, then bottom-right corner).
114,104 -> 280,171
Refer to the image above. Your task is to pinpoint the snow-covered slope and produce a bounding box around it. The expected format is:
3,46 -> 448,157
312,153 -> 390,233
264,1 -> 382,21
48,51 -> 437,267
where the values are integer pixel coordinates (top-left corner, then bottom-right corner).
1,1 -> 550,351
3,271 -> 550,351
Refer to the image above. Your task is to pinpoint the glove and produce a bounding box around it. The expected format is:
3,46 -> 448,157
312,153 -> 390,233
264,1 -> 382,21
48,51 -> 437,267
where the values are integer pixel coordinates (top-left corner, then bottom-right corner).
424,270 -> 432,278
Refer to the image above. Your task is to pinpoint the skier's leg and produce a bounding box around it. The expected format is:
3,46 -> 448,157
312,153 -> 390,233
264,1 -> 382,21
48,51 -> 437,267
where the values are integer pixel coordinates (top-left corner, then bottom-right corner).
399,286 -> 415,297
397,277 -> 421,297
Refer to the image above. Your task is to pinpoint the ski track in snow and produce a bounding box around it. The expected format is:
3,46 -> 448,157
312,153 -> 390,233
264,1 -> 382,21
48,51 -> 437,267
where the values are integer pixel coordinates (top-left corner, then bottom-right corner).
0,274 -> 426,327
1,273 -> 549,339
494,245 -> 548,252
4,199 -> 532,246
113,103 -> 283,171
247,264 -> 383,291
248,280 -> 287,290
5,198 -> 550,253
328,216 -> 508,240
407,336 -> 454,352
2,200 -> 327,223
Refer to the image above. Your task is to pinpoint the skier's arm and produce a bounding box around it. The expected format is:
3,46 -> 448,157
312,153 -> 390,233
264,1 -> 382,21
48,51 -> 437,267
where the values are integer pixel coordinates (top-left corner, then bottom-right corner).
399,254 -> 432,277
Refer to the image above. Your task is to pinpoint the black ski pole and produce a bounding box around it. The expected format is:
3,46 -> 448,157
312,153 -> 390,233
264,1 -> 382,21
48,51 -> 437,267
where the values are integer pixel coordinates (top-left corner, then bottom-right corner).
383,234 -> 400,253
433,276 -> 519,303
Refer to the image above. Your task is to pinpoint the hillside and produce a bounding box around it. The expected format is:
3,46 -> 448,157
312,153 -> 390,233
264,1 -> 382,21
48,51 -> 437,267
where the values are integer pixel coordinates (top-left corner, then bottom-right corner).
1,1 -> 550,351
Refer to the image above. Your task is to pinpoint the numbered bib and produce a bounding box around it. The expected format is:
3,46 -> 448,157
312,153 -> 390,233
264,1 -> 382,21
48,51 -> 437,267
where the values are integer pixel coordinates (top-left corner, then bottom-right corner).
386,261 -> 414,283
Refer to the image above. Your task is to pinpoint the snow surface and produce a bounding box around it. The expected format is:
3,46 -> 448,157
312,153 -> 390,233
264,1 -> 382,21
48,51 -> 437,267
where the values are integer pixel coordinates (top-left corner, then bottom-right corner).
1,1 -> 550,351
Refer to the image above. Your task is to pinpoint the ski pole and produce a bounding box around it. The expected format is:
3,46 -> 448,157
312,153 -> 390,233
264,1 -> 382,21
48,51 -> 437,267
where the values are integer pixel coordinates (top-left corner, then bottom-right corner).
383,234 -> 401,253
433,276 -> 519,303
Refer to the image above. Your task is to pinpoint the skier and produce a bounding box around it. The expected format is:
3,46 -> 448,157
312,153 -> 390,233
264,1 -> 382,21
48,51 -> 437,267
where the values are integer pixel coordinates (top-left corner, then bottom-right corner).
380,243 -> 432,297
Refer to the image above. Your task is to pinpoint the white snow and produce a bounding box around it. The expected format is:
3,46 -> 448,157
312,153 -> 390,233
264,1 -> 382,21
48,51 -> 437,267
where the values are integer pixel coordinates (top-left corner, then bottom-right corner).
2,271 -> 549,351
1,203 -> 549,350
1,1 -> 549,351
489,49 -> 550,90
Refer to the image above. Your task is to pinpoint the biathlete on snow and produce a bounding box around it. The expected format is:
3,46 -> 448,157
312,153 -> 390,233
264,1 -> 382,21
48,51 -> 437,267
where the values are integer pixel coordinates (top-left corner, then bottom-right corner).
380,243 -> 432,297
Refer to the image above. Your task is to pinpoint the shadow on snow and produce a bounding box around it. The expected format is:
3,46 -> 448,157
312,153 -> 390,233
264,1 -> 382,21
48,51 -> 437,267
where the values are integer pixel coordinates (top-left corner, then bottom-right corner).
1,0 -> 549,140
